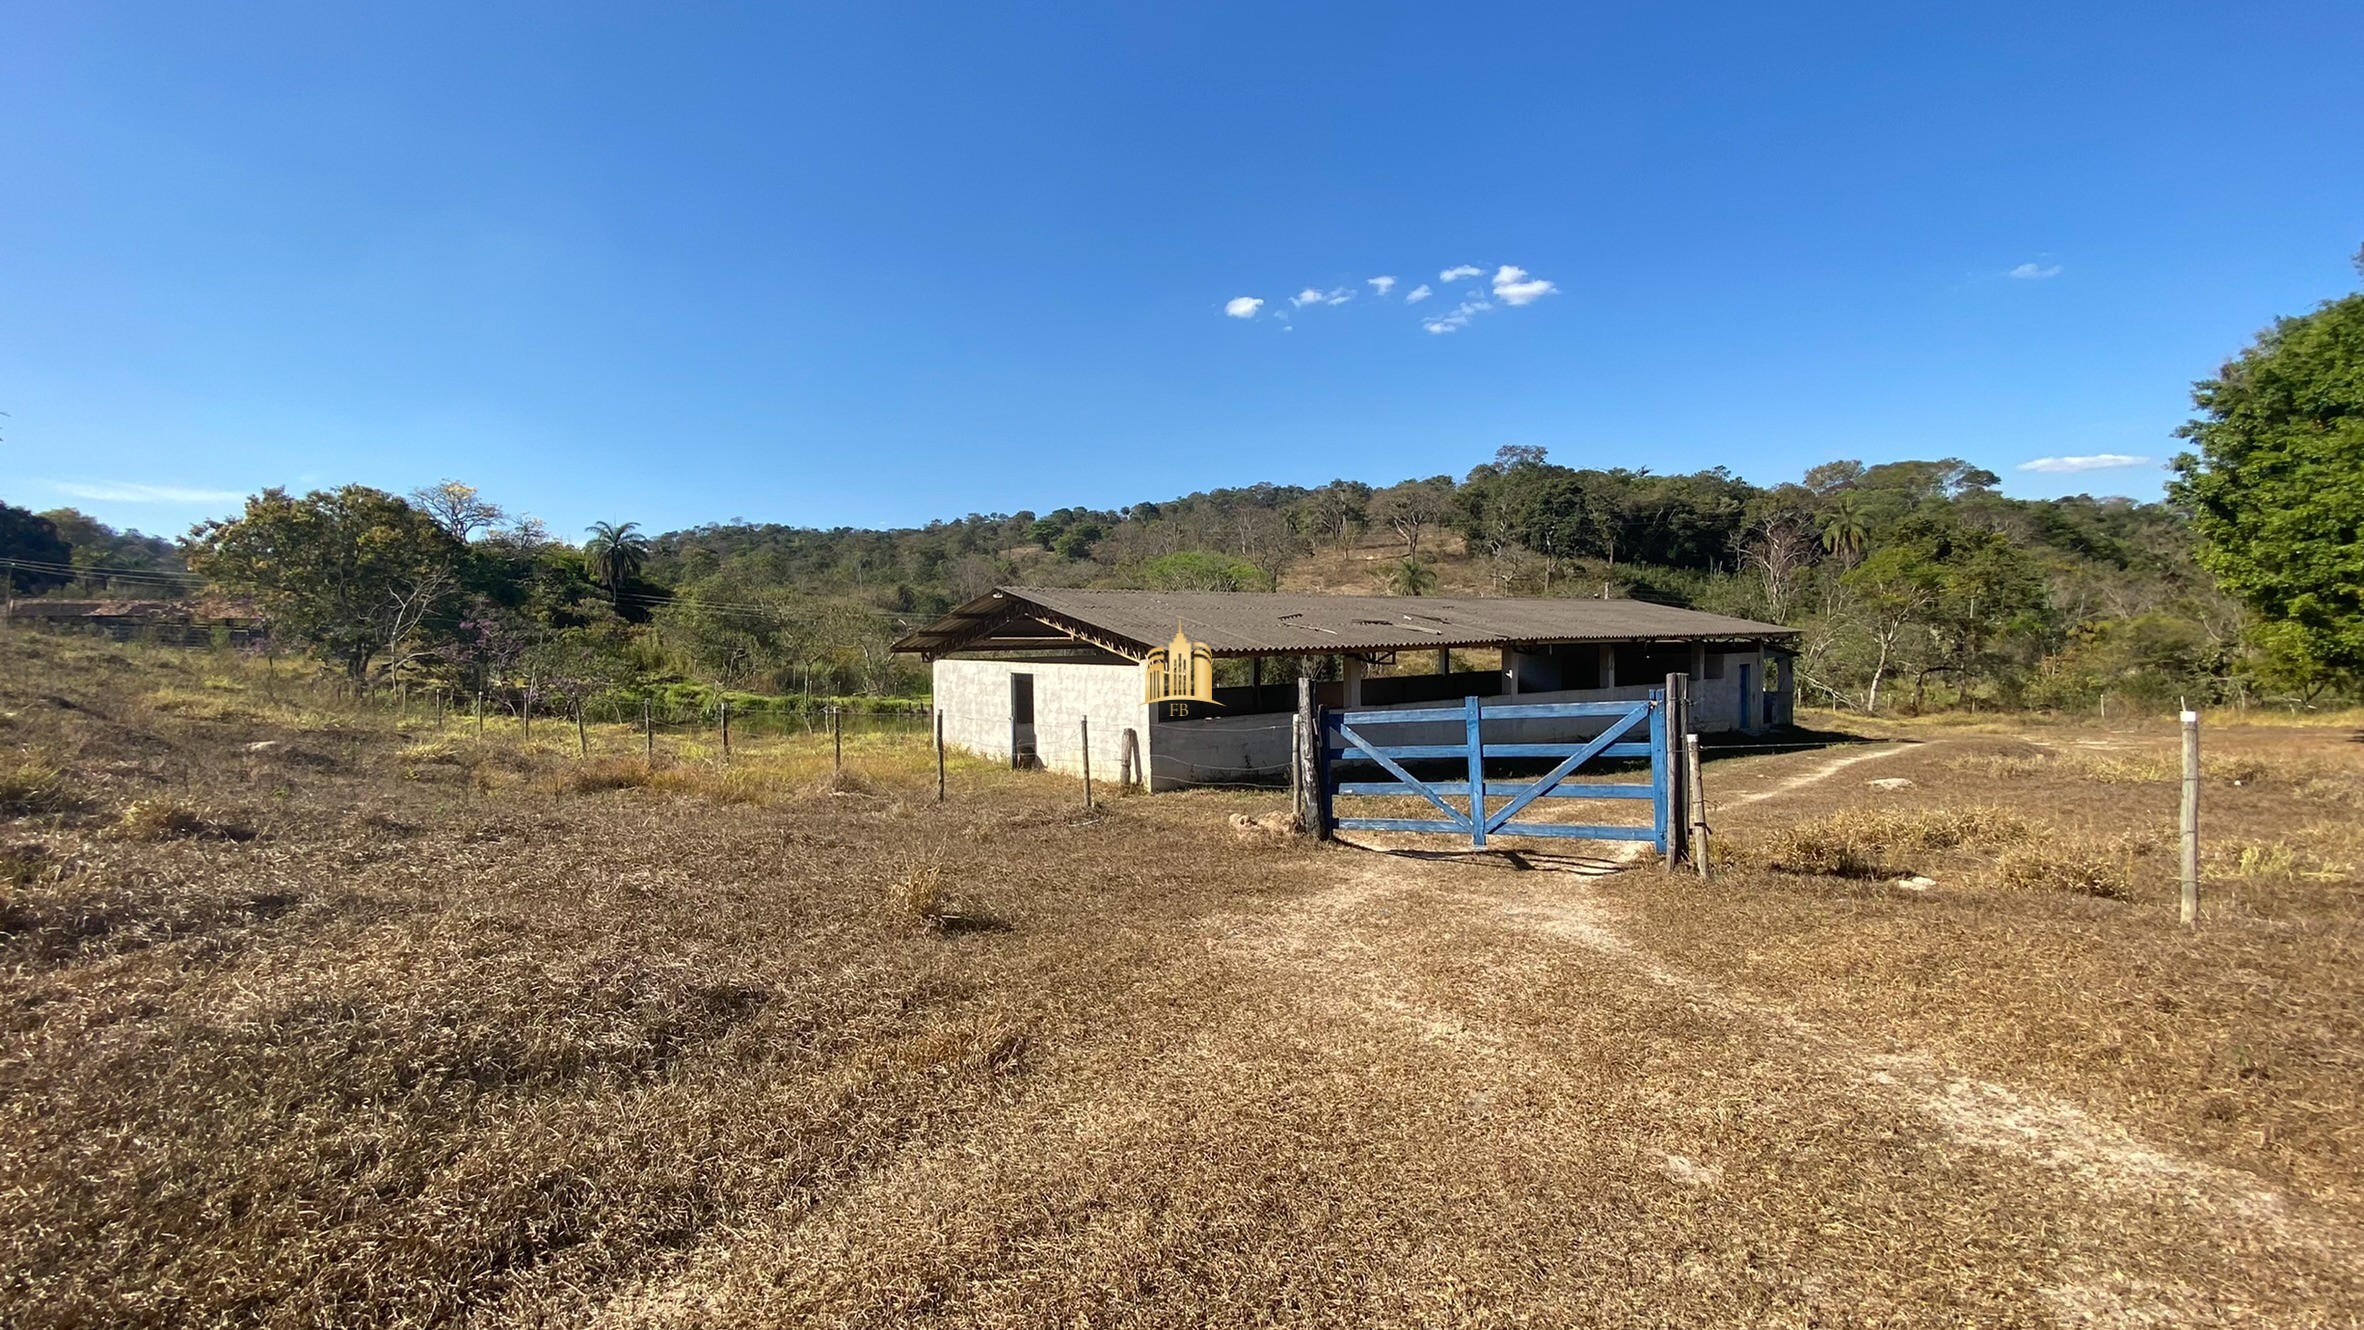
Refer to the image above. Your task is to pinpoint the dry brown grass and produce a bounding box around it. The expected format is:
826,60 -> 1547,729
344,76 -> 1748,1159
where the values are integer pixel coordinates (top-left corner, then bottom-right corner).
1756,804 -> 2030,877
1996,840 -> 2137,899
5,632 -> 2362,1327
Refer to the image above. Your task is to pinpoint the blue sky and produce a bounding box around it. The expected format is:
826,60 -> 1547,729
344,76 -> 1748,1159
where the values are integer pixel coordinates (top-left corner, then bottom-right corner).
3,3 -> 2360,540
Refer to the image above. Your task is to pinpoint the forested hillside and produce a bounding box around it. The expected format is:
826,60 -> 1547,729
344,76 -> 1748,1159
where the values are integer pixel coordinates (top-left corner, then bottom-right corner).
6,257 -> 2357,717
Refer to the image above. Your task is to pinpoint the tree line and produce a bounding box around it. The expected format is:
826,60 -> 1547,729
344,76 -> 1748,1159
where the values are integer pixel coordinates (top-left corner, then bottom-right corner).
4,249 -> 2357,716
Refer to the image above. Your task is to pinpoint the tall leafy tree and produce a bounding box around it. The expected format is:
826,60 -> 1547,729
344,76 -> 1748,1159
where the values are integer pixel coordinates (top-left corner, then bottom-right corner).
2170,256 -> 2364,682
187,487 -> 462,680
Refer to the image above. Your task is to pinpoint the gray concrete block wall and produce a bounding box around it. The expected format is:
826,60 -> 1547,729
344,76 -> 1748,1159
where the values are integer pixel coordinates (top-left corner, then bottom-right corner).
932,658 -> 1148,780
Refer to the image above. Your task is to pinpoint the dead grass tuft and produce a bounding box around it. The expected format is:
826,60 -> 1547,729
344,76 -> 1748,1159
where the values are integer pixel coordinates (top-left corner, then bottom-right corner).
554,755 -> 660,793
1995,841 -> 2136,899
891,860 -> 949,925
811,765 -> 881,797
1761,805 -> 2031,878
0,758 -> 78,817
114,798 -> 256,842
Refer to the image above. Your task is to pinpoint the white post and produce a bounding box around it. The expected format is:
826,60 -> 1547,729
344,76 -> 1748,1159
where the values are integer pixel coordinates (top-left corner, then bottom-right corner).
1341,655 -> 1366,708
2181,709 -> 2200,928
1598,644 -> 1617,689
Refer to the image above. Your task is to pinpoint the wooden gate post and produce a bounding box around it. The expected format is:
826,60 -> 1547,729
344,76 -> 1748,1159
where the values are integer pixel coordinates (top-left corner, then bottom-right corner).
1294,675 -> 1315,829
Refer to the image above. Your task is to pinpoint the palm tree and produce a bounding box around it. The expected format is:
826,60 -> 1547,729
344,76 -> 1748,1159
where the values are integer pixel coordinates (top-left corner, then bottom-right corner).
1817,494 -> 1867,566
583,521 -> 649,608
1389,557 -> 1437,596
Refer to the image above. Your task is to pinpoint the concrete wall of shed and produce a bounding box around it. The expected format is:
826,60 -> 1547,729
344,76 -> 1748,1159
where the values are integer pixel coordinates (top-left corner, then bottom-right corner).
932,658 -> 1148,781
935,643 -> 1795,792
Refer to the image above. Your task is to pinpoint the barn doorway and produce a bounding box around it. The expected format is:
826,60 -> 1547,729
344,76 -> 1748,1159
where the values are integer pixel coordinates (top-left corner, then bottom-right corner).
1010,673 -> 1038,768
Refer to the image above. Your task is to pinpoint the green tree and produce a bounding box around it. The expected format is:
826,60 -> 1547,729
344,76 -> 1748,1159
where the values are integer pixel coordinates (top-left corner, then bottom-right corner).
2170,259 -> 2364,684
583,521 -> 650,610
1,504 -> 74,597
188,487 -> 462,680
1818,492 -> 1868,565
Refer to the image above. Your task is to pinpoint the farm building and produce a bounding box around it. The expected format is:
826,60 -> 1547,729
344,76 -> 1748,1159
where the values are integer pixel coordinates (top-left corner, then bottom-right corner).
893,587 -> 1799,792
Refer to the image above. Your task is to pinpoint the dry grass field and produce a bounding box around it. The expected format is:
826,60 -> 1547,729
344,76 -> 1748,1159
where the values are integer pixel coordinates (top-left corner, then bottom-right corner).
4,631 -> 2362,1328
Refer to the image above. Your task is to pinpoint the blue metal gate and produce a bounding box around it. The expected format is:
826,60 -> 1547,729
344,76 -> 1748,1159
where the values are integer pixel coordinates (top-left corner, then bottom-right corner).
1317,692 -> 1670,853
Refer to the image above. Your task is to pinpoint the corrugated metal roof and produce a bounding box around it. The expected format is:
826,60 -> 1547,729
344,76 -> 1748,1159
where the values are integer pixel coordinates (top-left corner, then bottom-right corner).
892,586 -> 1796,658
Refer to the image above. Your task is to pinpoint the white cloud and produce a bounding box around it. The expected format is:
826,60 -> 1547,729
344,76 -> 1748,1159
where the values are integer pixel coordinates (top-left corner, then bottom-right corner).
50,481 -> 245,504
1439,264 -> 1483,282
1491,264 -> 1557,306
1367,275 -> 1396,296
1404,283 -> 1432,304
2017,454 -> 2153,474
2009,262 -> 2063,280
1422,298 -> 1491,334
1223,296 -> 1263,319
1290,287 -> 1326,308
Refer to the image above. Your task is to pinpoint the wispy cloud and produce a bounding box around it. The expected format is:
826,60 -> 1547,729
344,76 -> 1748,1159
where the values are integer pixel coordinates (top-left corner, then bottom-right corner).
1224,296 -> 1263,319
50,481 -> 246,504
1367,275 -> 1396,296
1439,264 -> 1483,283
2008,262 -> 2063,280
2017,454 -> 2153,474
1289,287 -> 1325,308
1404,283 -> 1432,304
1491,264 -> 1556,305
1423,299 -> 1491,335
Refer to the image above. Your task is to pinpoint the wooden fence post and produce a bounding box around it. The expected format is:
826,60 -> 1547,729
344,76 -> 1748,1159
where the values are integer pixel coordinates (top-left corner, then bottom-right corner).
934,710 -> 946,803
1295,675 -> 1316,832
475,691 -> 484,739
643,699 -> 654,762
832,706 -> 842,776
1685,733 -> 1710,881
575,700 -> 589,759
1124,727 -> 1142,796
1080,716 -> 1093,813
2181,709 -> 2200,927
720,699 -> 731,762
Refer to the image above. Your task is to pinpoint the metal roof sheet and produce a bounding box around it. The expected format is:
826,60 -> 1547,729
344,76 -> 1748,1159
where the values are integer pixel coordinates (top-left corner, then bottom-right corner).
892,587 -> 1797,658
